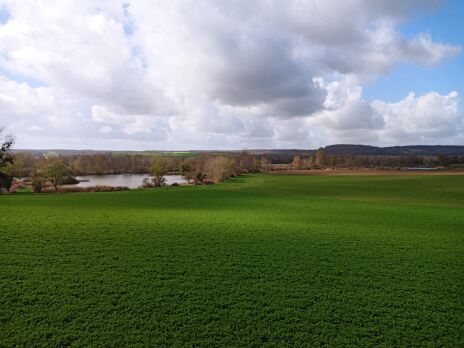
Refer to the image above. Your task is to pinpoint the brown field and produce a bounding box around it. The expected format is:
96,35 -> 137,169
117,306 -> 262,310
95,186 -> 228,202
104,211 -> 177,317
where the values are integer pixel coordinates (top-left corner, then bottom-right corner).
270,168 -> 464,176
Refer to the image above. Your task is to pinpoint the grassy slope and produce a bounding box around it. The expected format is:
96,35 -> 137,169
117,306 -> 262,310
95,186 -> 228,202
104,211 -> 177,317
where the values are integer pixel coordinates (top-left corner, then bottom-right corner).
0,174 -> 463,346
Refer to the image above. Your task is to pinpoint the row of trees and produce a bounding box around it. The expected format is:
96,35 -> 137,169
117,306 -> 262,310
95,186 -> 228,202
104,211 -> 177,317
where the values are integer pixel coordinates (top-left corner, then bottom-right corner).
291,149 -> 328,169
290,149 -> 464,169
25,152 -> 259,192
11,151 -> 266,178
4,129 -> 462,193
0,132 -> 75,193
1,129 -> 262,193
13,152 -> 169,177
143,152 -> 261,188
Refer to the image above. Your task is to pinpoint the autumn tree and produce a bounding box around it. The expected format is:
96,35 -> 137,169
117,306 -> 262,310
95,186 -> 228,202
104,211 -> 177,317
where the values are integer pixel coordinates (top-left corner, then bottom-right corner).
206,156 -> 237,183
43,161 -> 69,192
238,151 -> 257,173
151,158 -> 168,187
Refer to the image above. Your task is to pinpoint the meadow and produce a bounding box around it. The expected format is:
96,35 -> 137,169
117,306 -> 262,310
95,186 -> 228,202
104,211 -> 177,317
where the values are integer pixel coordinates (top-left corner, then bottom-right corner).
1,174 -> 463,346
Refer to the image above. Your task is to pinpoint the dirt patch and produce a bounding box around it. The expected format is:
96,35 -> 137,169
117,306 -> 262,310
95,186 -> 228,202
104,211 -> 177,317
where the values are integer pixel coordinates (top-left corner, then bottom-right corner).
270,168 -> 464,176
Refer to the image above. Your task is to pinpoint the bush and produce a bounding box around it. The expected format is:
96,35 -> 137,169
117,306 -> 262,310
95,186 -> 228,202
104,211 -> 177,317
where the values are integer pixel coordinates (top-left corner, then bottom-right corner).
57,185 -> 130,193
141,177 -> 153,188
31,171 -> 46,193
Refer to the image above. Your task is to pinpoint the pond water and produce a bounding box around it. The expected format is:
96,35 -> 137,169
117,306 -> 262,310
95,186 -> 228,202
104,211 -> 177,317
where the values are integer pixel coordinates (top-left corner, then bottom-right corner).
404,167 -> 438,171
73,174 -> 187,189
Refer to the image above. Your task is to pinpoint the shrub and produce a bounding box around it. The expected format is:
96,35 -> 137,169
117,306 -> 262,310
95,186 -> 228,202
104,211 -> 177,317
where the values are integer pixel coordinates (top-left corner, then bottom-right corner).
141,177 -> 153,188
31,171 -> 46,193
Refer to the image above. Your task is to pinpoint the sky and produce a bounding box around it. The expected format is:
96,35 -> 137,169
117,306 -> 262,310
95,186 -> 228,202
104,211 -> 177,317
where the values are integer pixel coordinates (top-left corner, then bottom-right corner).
0,0 -> 462,150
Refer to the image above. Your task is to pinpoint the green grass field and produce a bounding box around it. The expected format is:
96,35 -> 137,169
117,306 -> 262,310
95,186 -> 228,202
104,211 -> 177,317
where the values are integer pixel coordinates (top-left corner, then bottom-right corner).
1,174 -> 463,346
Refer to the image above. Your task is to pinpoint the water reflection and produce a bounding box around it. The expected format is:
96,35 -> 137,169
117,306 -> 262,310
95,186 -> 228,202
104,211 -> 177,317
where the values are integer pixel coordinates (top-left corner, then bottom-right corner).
73,174 -> 187,189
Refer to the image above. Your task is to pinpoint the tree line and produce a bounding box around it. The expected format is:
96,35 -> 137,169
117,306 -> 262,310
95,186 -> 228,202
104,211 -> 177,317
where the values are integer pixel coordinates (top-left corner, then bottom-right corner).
289,149 -> 464,169
140,152 -> 262,188
0,132 -> 263,193
2,131 -> 463,194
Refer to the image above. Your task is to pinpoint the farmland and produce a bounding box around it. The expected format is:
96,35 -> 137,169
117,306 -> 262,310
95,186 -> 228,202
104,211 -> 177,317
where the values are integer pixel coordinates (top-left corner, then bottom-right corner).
1,174 -> 463,346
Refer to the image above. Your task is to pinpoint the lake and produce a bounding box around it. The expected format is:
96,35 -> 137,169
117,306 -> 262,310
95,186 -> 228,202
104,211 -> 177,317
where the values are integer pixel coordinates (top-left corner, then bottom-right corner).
73,174 -> 187,189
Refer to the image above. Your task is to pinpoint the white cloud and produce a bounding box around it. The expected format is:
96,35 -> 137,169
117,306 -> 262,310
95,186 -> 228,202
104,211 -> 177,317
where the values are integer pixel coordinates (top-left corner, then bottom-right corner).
91,104 -> 170,138
306,77 -> 463,146
0,0 -> 461,149
314,80 -> 384,131
374,91 -> 463,145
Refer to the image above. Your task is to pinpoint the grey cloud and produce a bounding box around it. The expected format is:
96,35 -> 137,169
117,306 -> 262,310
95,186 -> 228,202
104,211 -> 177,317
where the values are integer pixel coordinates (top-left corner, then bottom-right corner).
0,0 -> 461,149
260,93 -> 327,118
364,0 -> 444,19
209,37 -> 326,115
325,100 -> 384,131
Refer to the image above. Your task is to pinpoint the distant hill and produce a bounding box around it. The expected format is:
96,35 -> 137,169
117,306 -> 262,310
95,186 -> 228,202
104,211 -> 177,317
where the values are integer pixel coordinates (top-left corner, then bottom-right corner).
323,145 -> 464,156
12,149 -> 106,156
13,145 -> 464,158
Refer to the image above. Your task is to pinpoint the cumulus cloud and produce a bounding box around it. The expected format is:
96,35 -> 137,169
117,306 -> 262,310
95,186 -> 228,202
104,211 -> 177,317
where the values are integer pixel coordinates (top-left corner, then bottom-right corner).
0,0 -> 461,149
0,76 -> 80,132
374,91 -> 463,145
314,80 -> 384,131
311,84 -> 463,146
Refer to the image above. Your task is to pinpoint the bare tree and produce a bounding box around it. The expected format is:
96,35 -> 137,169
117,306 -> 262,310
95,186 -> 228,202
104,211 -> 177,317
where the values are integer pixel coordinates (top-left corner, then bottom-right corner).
194,171 -> 207,185
259,157 -> 272,171
205,156 -> 237,183
315,148 -> 327,168
292,155 -> 303,170
238,151 -> 257,173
